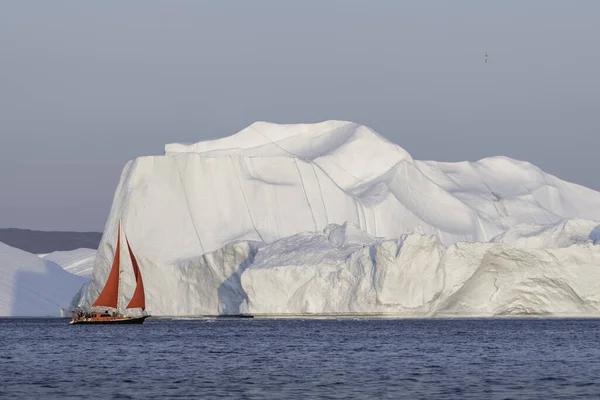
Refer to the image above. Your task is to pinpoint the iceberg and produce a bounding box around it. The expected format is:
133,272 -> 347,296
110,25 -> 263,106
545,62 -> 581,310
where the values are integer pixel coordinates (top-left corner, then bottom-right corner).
438,242 -> 600,316
39,248 -> 97,277
38,248 -> 97,312
490,218 -> 600,249
242,223 -> 600,316
82,121 -> 600,317
0,242 -> 87,316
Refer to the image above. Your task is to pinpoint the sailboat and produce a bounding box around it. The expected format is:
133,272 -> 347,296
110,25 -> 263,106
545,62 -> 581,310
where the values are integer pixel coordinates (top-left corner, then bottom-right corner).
70,220 -> 150,325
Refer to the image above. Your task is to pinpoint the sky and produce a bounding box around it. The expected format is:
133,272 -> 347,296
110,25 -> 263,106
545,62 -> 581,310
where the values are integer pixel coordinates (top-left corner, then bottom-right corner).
1,1 -> 599,231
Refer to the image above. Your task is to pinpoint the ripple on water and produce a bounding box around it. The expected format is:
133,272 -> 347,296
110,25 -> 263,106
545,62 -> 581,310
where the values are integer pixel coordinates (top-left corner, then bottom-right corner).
1,318 -> 600,399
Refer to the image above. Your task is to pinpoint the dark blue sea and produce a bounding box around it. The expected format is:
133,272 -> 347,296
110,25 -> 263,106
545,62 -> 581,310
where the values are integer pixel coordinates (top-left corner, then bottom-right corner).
1,318 -> 600,399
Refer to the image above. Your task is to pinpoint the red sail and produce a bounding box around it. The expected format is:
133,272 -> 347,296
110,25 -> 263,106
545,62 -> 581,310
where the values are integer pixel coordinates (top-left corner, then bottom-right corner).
125,236 -> 146,311
92,222 -> 121,309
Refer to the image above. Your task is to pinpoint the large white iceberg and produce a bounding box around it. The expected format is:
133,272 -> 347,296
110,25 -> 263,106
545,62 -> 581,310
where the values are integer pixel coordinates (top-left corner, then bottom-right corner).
83,121 -> 600,317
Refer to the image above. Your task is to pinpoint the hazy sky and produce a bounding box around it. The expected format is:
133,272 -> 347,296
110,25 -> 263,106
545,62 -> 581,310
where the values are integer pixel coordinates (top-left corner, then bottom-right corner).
1,1 -> 599,231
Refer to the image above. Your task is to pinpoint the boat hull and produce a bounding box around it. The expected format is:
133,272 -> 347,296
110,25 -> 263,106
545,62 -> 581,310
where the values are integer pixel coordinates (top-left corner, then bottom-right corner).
69,315 -> 149,325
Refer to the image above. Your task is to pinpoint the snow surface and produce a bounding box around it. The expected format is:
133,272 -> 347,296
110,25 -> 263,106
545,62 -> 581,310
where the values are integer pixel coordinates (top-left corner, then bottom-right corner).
39,248 -> 97,277
0,242 -> 87,316
242,223 -> 600,316
81,120 -> 600,317
491,218 -> 600,249
37,249 -> 97,313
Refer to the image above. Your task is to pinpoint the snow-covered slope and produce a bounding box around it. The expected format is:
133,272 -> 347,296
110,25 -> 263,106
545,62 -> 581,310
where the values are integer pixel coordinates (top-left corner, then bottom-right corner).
0,242 -> 87,316
491,218 -> 600,249
37,249 -> 97,312
83,120 -> 600,317
39,248 -> 96,277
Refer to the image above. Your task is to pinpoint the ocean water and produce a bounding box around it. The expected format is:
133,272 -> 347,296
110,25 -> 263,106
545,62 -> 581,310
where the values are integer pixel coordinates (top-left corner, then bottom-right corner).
1,318 -> 600,399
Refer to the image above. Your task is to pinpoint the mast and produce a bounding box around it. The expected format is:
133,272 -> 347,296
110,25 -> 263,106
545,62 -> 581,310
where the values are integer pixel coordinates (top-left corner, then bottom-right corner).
117,218 -> 122,315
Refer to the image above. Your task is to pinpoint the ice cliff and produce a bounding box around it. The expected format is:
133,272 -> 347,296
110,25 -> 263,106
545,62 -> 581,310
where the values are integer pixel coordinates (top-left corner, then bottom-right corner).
242,223 -> 600,316
83,121 -> 600,317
